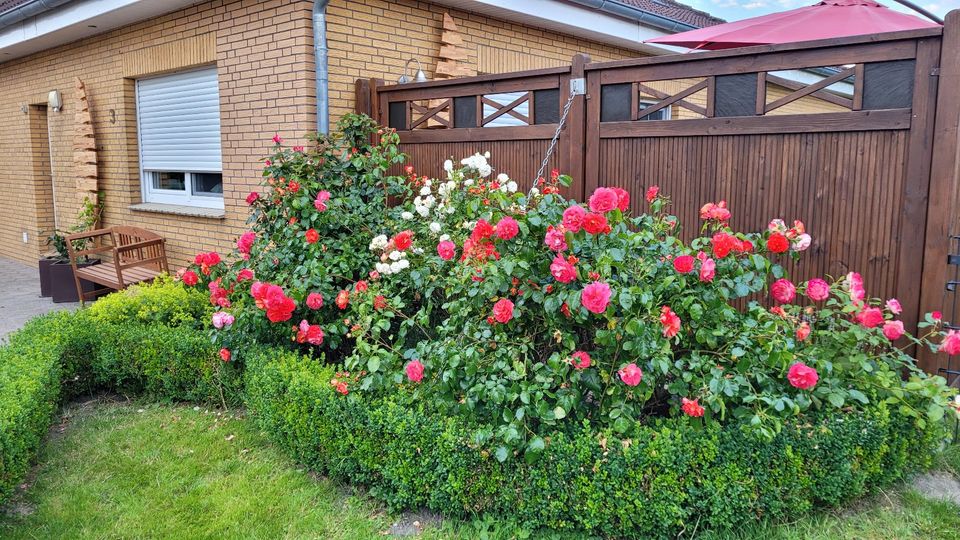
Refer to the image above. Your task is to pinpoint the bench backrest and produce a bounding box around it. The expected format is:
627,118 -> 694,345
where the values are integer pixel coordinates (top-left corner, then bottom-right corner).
113,226 -> 165,267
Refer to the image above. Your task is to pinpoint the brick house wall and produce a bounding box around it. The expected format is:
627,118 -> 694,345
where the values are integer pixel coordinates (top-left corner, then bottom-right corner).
0,0 -> 642,268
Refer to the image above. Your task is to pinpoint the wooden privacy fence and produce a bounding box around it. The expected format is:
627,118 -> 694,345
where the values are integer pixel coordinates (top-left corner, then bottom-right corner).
356,11 -> 960,376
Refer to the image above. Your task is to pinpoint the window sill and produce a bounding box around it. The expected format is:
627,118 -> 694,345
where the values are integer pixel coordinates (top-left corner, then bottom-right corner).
129,203 -> 225,219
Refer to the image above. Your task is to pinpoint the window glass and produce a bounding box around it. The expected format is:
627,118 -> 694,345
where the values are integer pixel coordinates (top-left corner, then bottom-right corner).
193,173 -> 223,196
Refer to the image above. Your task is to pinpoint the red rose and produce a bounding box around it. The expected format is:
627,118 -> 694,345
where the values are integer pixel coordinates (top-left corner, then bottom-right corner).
711,233 -> 739,259
645,185 -> 659,203
392,230 -> 413,251
355,280 -> 368,293
673,255 -> 695,274
336,289 -> 349,310
219,348 -> 231,362
571,351 -> 592,369
237,268 -> 254,282
471,220 -> 494,243
766,233 -> 789,254
305,229 -> 319,244
182,270 -> 199,286
660,305 -> 681,338
681,397 -> 704,417
582,213 -> 610,235
246,191 -> 259,205
856,307 -> 884,328
374,295 -> 388,310
493,298 -> 515,323
306,293 -> 323,310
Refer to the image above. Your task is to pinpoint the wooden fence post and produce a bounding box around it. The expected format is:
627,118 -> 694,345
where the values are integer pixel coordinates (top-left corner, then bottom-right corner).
565,53 -> 590,202
918,9 -> 960,374
583,65 -> 601,196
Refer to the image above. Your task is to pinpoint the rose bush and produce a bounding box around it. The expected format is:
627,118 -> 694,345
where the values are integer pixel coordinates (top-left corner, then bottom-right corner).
180,118 -> 955,460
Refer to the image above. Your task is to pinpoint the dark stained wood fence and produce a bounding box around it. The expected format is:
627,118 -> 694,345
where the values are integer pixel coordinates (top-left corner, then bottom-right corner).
358,11 -> 960,376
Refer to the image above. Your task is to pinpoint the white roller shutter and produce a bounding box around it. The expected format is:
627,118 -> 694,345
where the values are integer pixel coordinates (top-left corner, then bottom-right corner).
136,67 -> 222,173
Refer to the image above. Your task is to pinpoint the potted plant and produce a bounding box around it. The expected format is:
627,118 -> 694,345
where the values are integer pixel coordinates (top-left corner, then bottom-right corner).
46,196 -> 107,303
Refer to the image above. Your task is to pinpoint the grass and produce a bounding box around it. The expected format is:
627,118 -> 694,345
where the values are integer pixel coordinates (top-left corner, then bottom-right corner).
2,399 -> 959,540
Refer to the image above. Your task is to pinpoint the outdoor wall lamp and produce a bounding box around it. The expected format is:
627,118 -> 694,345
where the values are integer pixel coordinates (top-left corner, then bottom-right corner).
397,58 -> 428,84
47,89 -> 62,112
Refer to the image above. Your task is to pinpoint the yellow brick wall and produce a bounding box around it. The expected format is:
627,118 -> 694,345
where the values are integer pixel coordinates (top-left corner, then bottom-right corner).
0,0 -> 642,269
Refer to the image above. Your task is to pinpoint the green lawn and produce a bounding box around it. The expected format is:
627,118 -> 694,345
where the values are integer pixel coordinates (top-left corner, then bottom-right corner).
2,400 -> 959,540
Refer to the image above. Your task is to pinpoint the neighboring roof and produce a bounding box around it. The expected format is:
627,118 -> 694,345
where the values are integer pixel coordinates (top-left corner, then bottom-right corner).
618,0 -> 726,28
0,0 -> 33,15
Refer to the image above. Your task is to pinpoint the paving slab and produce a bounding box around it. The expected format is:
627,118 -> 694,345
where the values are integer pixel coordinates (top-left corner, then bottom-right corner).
0,258 -> 78,340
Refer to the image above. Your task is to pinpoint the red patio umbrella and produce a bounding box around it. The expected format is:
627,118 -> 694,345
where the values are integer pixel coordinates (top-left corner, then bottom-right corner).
645,0 -> 940,50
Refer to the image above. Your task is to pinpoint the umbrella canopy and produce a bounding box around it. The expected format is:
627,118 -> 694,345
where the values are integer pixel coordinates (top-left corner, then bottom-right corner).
645,0 -> 940,50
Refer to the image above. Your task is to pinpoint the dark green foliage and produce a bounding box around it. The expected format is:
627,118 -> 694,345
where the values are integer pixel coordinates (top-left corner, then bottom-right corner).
0,280 -> 948,537
243,347 -> 946,539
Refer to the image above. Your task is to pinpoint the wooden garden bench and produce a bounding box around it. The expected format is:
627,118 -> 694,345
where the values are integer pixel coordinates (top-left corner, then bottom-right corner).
65,226 -> 169,304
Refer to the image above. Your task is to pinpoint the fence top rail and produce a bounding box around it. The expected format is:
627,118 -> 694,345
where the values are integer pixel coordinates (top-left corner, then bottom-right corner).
377,65 -> 571,94
584,27 -> 943,72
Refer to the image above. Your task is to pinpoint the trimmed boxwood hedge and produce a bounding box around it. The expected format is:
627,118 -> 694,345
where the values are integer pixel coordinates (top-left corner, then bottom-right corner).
0,283 -> 948,537
243,347 -> 943,538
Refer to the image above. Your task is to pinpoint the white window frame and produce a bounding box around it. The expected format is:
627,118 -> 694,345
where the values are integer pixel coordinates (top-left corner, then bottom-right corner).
638,99 -> 672,121
135,67 -> 224,210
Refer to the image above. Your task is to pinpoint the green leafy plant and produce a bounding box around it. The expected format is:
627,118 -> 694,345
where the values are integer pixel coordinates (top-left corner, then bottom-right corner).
179,120 -> 956,462
45,194 -> 104,261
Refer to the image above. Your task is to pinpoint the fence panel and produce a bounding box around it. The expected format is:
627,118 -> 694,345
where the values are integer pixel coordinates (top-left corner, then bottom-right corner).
358,21 -> 960,376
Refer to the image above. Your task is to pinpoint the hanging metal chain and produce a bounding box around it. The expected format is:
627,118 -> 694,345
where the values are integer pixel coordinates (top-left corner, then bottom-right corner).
529,81 -> 582,199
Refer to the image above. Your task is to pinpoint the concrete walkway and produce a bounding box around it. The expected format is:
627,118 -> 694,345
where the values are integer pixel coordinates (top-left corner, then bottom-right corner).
0,258 -> 78,339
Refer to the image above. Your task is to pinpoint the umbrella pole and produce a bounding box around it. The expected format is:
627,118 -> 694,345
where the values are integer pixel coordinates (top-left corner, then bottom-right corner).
888,0 -> 943,24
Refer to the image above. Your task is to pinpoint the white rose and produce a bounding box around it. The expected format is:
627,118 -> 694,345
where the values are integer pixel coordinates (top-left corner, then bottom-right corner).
375,262 -> 391,274
506,181 -> 518,193
389,261 -> 402,273
429,222 -> 442,234
479,165 -> 492,178
464,179 -> 474,186
529,187 -> 540,197
389,250 -> 402,261
420,186 -> 432,196
416,205 -> 430,217
484,151 -> 490,159
443,159 -> 453,173
397,259 -> 410,269
497,173 -> 509,182
401,211 -> 413,220
791,233 -> 812,252
439,234 -> 450,242
413,247 -> 424,255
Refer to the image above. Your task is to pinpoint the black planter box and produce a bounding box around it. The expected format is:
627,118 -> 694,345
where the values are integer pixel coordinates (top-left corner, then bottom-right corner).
38,256 -> 61,298
50,260 -> 106,303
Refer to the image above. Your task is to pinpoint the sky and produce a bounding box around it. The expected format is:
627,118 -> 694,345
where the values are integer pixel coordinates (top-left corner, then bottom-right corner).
679,0 -> 959,22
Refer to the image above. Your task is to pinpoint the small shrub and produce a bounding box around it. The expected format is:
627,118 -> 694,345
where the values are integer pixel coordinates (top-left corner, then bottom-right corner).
86,276 -> 211,329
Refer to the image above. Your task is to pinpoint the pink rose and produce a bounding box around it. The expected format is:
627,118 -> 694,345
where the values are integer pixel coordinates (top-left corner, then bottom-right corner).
699,258 -> 715,282
771,279 -> 796,304
272,134 -> 283,144
787,362 -> 818,390
306,293 -> 324,310
562,205 -> 586,232
406,359 -> 424,382
570,351 -> 591,370
314,190 -> 331,211
645,186 -> 659,203
237,231 -> 256,255
588,187 -> 619,213
246,192 -> 259,205
550,255 -> 577,283
493,298 -> 515,323
940,330 -> 960,355
544,225 -> 567,252
660,306 -> 681,338
845,272 -> 866,305
805,278 -> 830,302
581,281 -> 612,314
495,216 -> 519,240
796,321 -> 811,341
212,311 -> 235,329
237,268 -> 254,282
883,320 -> 904,341
437,240 -> 456,260
856,307 -> 884,329
610,187 -> 630,212
886,298 -> 902,315
618,363 -> 643,386
182,270 -> 199,286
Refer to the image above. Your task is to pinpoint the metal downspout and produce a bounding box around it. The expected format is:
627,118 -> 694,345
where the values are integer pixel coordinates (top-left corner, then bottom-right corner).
313,0 -> 330,135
